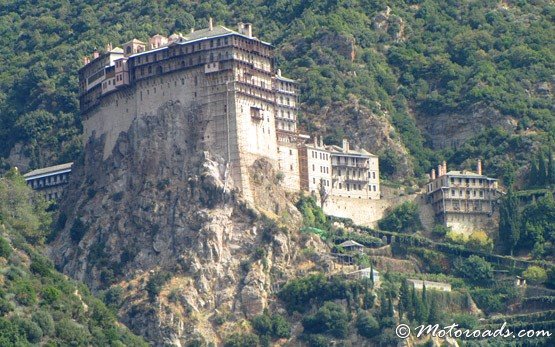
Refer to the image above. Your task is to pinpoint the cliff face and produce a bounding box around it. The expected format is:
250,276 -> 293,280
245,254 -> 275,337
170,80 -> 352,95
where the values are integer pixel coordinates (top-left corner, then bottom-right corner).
50,101 -> 325,345
417,104 -> 517,150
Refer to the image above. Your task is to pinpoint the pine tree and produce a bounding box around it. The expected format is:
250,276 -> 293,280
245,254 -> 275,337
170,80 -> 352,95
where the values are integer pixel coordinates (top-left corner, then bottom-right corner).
548,153 -> 555,185
538,152 -> 547,186
499,189 -> 521,255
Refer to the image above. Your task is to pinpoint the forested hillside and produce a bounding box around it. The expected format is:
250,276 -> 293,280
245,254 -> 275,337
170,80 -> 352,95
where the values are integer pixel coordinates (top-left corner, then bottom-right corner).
0,170 -> 147,345
0,0 -> 553,181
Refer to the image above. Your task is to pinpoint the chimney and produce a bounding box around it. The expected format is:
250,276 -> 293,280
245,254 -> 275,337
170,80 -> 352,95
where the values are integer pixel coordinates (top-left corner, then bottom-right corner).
208,17 -> 213,31
319,135 -> 323,147
431,169 -> 436,180
92,50 -> 99,59
437,164 -> 443,177
105,43 -> 112,51
245,23 -> 252,37
477,159 -> 482,175
342,139 -> 349,152
313,136 -> 318,147
442,161 -> 447,175
82,56 -> 90,65
191,27 -> 195,33
277,68 -> 282,77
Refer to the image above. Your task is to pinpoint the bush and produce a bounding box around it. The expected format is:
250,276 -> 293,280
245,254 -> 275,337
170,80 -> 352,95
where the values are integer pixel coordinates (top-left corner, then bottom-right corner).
70,218 -> 88,243
296,196 -> 330,230
103,286 -> 124,310
278,274 -> 358,313
432,224 -> 450,237
0,237 -> 12,259
41,286 -> 62,305
356,312 -> 380,338
13,280 -> 37,306
252,313 -> 291,339
145,271 -> 171,302
55,319 -> 91,345
32,311 -> 55,336
522,266 -> 547,285
378,201 -> 421,233
30,256 -> 53,277
453,256 -> 494,286
302,301 -> 349,338
224,332 -> 259,347
446,230 -> 493,253
18,319 -> 43,343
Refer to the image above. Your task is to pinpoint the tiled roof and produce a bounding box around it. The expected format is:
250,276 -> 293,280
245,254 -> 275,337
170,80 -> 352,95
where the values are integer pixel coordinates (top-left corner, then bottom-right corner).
24,162 -> 73,179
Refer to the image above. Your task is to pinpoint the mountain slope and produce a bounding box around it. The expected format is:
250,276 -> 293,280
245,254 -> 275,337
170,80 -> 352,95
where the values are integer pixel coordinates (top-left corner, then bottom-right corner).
1,0 -> 553,180
0,170 -> 146,346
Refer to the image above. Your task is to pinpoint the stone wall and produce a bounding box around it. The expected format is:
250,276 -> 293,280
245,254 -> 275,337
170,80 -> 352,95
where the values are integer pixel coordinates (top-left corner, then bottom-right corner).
323,194 -> 420,227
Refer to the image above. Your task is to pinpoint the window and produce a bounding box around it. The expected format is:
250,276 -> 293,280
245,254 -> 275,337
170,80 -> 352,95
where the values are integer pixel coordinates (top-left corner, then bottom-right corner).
312,164 -> 315,171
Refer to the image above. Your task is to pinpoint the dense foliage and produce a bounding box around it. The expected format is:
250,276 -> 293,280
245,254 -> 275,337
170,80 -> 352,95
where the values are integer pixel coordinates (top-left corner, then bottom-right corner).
1,0 -> 553,180
0,171 -> 146,346
378,201 -> 421,232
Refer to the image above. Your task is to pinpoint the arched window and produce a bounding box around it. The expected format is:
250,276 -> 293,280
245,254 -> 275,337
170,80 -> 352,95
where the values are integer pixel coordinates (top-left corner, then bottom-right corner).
126,46 -> 132,54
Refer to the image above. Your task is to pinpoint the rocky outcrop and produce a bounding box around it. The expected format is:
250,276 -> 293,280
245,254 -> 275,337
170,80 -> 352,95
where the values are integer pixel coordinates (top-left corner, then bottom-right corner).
416,103 -> 517,150
50,101 -> 325,346
306,96 -> 414,178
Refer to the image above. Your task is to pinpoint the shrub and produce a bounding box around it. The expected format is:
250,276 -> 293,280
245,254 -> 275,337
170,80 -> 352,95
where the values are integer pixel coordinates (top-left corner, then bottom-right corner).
30,256 -> 53,277
18,319 -> 43,343
378,201 -> 421,233
251,314 -> 272,335
522,266 -> 547,285
13,280 -> 37,306
103,286 -> 124,310
32,311 -> 55,336
432,224 -> 450,237
252,313 -> 291,339
224,332 -> 259,347
303,334 -> 330,347
302,301 -> 349,338
41,286 -> 62,305
55,319 -> 91,345
453,256 -> 494,286
271,314 -> 291,338
145,271 -> 171,302
296,195 -> 330,230
0,237 -> 12,259
356,312 -> 380,338
69,218 -> 88,243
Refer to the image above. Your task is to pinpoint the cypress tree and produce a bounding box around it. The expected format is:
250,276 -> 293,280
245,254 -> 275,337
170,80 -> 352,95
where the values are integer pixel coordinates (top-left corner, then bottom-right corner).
538,152 -> 547,186
548,153 -> 555,185
529,159 -> 539,187
499,189 -> 521,255
421,284 -> 429,323
399,280 -> 412,321
428,300 -> 439,324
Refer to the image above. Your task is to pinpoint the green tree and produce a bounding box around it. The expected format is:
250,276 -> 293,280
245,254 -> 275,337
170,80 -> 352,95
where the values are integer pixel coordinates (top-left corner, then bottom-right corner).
453,256 -> 494,286
378,201 -> 422,233
548,153 -> 555,185
356,312 -> 379,339
499,189 -> 520,255
538,152 -> 548,186
522,266 -> 547,285
302,302 -> 349,338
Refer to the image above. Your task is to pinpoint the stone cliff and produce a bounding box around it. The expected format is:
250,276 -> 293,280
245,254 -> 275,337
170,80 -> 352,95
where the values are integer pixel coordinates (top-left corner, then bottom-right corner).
50,101 -> 326,346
